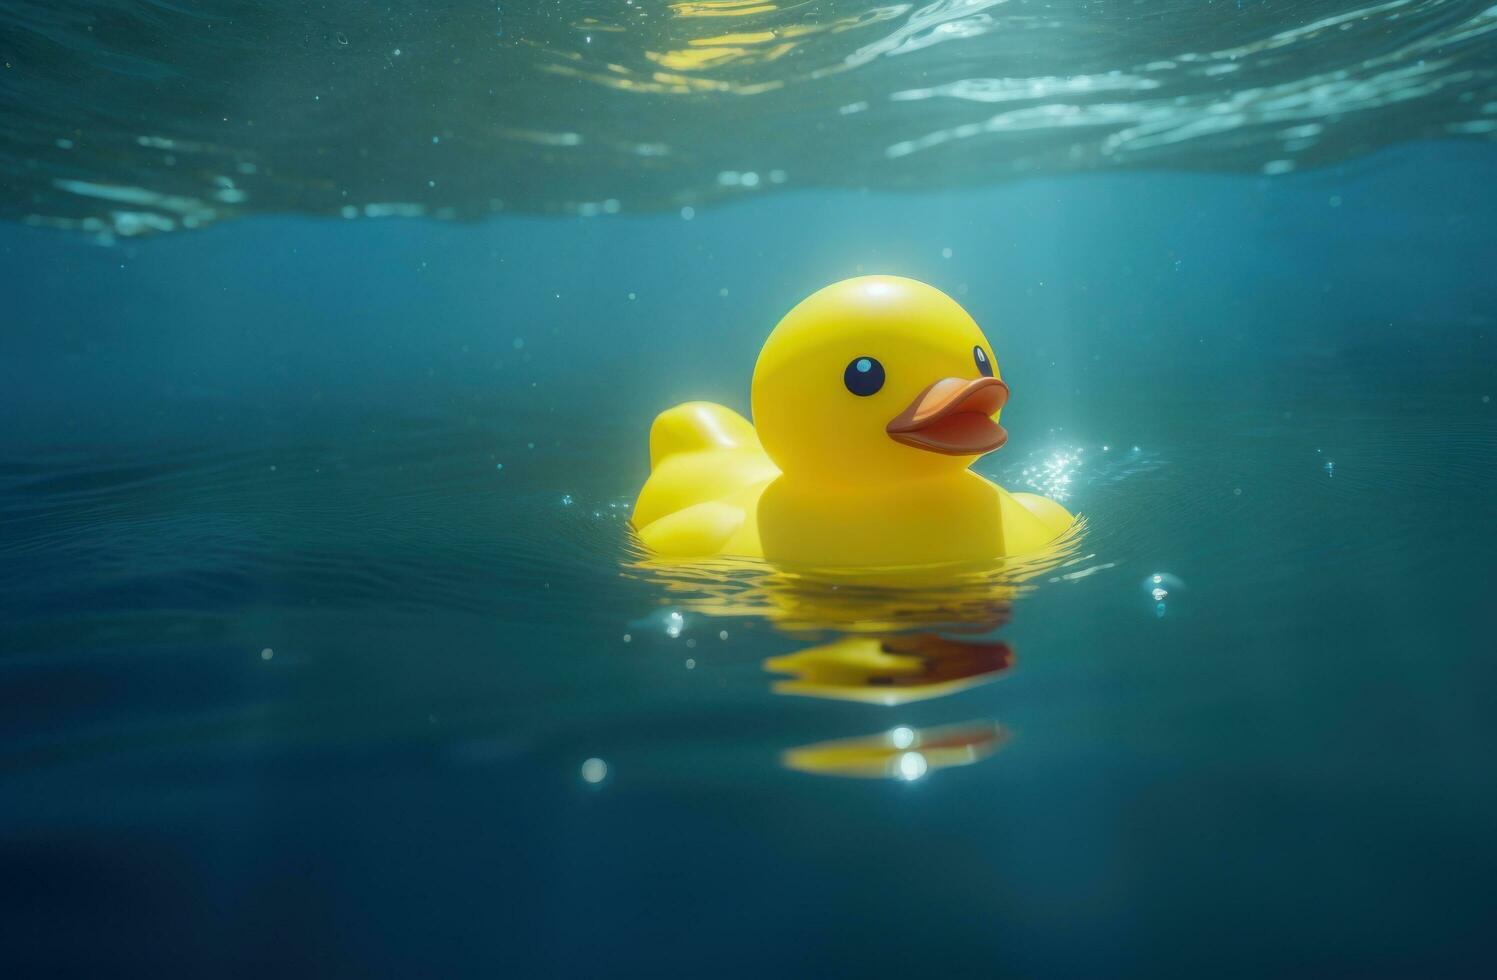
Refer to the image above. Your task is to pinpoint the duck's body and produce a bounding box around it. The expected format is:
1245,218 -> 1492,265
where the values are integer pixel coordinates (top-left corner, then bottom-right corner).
631,277 -> 1074,566
633,402 -> 1070,563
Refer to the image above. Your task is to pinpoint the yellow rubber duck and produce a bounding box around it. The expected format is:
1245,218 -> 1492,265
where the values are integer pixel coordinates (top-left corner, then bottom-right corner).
632,276 -> 1075,566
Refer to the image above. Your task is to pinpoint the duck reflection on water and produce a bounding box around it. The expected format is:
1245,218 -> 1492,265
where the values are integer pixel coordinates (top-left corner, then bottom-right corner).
782,720 -> 1009,781
764,631 -> 1016,779
765,632 -> 1014,706
628,537 -> 1088,779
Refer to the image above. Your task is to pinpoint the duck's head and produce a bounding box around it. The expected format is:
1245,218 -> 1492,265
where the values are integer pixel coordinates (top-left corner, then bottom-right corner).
752,276 -> 1009,485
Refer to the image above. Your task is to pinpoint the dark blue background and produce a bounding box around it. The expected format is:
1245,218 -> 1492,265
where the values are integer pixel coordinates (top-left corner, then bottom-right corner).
3,143 -> 1496,977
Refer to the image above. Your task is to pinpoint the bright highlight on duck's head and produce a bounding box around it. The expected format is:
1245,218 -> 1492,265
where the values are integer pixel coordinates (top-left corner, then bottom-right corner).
751,276 -> 1008,483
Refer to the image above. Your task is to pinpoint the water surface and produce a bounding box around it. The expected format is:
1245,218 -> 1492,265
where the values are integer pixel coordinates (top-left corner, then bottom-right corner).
5,0 -> 1497,237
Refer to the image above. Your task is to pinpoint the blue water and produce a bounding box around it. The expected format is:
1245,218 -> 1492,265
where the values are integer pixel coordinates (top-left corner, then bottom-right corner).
4,143 -> 1497,975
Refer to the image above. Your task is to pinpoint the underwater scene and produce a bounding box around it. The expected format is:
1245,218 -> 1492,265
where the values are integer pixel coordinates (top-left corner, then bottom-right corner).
3,1 -> 1497,976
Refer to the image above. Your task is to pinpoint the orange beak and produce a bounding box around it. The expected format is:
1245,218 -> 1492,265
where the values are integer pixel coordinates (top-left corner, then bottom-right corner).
886,376 -> 1009,456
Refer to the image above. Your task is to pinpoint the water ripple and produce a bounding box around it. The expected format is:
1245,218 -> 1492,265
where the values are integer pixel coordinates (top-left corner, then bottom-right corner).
3,0 -> 1494,237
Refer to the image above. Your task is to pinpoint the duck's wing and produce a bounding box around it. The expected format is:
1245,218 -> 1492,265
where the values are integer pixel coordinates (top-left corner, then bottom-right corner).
633,402 -> 779,533
636,501 -> 750,558
649,402 -> 759,469
633,448 -> 778,529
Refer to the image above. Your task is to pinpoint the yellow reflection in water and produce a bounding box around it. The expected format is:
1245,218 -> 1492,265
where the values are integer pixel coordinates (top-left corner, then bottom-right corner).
766,632 -> 1016,778
671,0 -> 781,18
783,722 -> 1008,779
648,47 -> 754,71
766,633 -> 1014,705
646,41 -> 800,72
536,0 -> 898,97
690,31 -> 780,45
626,520 -> 1084,780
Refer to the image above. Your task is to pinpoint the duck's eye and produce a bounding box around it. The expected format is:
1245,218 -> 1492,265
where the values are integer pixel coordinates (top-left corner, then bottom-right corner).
843,356 -> 885,396
973,345 -> 994,378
